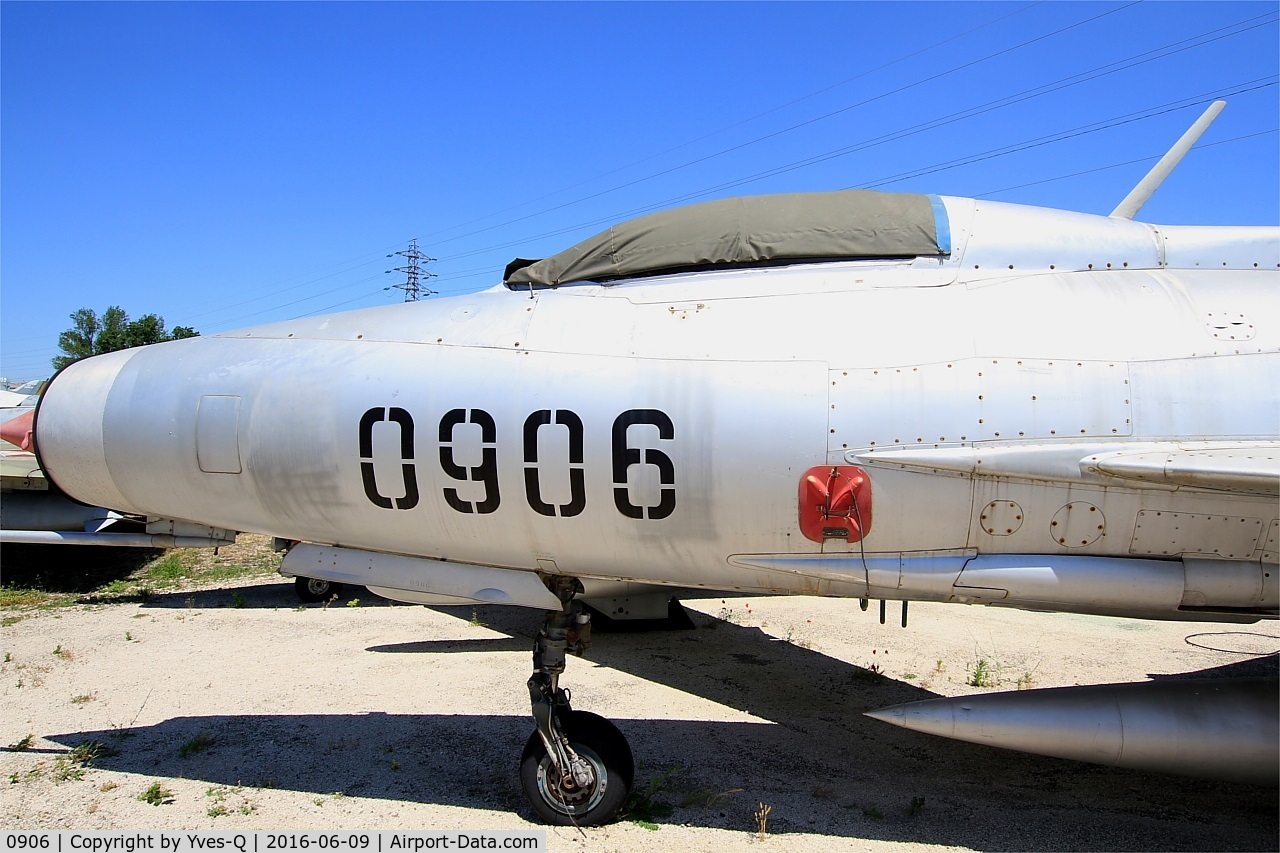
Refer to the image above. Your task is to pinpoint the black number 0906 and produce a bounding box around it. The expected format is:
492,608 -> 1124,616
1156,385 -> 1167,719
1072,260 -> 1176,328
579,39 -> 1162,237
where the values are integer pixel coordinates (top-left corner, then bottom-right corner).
358,407 -> 675,520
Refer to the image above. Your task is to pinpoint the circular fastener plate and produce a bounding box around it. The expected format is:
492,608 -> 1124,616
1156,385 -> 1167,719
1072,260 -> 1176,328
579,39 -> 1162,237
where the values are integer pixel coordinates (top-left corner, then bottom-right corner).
1050,502 -> 1105,547
980,500 -> 1024,536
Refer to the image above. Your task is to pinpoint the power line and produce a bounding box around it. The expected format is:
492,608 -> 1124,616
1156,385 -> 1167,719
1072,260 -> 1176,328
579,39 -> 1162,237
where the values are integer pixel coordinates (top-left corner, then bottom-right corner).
199,273 -> 387,332
117,6 -> 1278,332
410,2 -> 1050,245
432,65 -> 1275,268
849,82 -> 1278,191
973,128 -> 1280,198
176,250 -> 395,324
420,2 -> 1146,253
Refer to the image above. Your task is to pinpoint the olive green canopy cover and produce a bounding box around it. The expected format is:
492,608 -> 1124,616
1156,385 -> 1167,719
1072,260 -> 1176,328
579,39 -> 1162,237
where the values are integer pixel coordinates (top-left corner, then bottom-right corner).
504,189 -> 943,288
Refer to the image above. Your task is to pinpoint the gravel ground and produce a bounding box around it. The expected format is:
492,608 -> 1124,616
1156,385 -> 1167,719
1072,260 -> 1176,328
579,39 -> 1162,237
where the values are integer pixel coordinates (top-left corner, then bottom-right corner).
1,547 -> 1277,852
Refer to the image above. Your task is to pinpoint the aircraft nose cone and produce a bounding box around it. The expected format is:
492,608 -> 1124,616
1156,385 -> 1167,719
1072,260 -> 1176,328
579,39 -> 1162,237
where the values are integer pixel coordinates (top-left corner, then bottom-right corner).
34,348 -> 141,511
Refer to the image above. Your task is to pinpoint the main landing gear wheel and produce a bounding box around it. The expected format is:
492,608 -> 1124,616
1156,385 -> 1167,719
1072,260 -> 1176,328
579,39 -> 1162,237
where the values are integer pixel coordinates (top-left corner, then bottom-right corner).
521,576 -> 634,825
295,576 -> 342,602
520,710 -> 633,825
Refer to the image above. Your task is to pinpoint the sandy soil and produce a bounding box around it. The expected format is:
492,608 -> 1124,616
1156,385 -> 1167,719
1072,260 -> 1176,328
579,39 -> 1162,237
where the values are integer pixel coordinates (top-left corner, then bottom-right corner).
1,544 -> 1277,851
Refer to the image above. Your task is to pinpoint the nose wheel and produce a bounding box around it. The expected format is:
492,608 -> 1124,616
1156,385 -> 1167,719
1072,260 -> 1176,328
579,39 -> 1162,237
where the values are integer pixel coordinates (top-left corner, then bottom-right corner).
521,577 -> 634,825
520,710 -> 633,824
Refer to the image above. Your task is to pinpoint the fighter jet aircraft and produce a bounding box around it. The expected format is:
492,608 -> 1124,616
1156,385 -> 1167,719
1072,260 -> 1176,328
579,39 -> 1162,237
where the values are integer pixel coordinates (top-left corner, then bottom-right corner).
16,102 -> 1279,824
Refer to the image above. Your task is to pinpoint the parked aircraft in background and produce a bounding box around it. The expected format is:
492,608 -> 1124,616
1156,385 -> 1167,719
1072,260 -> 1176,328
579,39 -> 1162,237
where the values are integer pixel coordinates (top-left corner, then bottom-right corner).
13,102 -> 1278,824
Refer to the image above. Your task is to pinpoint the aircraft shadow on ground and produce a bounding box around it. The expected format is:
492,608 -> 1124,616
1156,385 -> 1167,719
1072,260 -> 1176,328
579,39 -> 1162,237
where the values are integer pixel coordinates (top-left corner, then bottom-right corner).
44,599 -> 1280,851
1,544 -> 163,594
136,579 -> 404,610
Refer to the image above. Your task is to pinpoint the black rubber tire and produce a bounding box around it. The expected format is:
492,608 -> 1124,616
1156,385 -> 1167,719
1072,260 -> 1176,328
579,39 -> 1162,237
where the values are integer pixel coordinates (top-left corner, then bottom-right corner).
295,576 -> 342,603
519,710 -> 634,826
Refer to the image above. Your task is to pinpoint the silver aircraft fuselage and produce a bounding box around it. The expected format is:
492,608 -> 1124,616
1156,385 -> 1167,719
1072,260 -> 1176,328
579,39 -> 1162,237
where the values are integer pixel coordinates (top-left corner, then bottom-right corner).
35,197 -> 1279,618
28,192 -> 1280,795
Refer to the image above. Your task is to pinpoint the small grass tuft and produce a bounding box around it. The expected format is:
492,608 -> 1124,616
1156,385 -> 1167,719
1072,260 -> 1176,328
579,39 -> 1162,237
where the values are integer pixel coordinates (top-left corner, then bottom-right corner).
968,658 -> 996,688
69,742 -> 117,764
52,758 -> 86,783
754,802 -> 773,839
138,782 -> 174,805
179,732 -> 213,758
624,763 -> 680,828
9,734 -> 34,751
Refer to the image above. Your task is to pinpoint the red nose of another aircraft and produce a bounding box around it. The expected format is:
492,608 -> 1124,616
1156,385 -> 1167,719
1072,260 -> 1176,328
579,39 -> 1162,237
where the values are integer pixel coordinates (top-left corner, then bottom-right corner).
0,408 -> 35,451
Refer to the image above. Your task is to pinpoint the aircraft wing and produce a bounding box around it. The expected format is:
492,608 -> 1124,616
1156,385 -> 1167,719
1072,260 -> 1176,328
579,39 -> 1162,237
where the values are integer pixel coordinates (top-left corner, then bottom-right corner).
1084,443 -> 1280,497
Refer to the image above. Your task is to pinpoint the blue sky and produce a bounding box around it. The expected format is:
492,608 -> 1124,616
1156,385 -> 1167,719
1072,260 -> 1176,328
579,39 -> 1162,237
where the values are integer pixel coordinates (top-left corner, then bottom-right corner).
2,1 -> 1277,380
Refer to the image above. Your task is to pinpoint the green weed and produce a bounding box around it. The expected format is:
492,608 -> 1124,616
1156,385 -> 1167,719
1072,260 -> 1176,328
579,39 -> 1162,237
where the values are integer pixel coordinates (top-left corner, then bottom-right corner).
624,763 -> 680,828
49,741 -> 116,783
179,732 -> 213,758
52,759 -> 85,783
138,782 -> 174,805
968,658 -> 996,687
70,741 -> 117,763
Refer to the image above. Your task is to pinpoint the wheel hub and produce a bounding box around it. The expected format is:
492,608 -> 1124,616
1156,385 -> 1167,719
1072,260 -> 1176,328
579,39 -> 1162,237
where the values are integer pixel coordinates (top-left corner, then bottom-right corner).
537,749 -> 605,814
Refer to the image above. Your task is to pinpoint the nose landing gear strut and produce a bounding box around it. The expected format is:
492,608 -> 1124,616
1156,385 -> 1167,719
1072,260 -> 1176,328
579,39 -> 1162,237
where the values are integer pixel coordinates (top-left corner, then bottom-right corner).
520,577 -> 634,825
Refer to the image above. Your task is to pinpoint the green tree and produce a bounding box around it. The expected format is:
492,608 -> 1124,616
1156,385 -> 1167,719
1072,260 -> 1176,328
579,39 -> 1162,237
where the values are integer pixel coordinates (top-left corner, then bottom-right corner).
52,306 -> 200,372
120,313 -> 166,349
92,306 -> 130,355
55,308 -> 101,367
